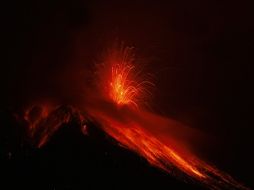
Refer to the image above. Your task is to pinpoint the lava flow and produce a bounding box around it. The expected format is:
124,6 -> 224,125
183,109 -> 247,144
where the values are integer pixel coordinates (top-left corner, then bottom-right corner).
83,44 -> 249,190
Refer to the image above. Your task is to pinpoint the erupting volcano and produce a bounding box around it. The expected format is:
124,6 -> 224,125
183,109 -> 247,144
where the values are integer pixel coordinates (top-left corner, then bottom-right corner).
84,45 -> 249,190
3,0 -> 253,189
8,44 -> 249,190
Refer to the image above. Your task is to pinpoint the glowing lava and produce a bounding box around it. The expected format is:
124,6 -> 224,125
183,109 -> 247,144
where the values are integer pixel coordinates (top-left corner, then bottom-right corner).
94,45 -> 205,178
86,105 -> 248,190
87,44 -> 249,190
18,44 -> 249,190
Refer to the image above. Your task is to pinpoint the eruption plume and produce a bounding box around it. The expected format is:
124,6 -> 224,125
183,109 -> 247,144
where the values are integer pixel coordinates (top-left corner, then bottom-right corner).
95,44 -> 152,109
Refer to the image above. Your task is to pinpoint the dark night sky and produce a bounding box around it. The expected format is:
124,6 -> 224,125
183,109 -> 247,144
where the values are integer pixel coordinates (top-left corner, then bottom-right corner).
1,0 -> 254,189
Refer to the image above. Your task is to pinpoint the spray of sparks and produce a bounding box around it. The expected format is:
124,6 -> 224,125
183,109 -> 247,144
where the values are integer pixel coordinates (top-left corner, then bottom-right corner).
110,62 -> 139,107
97,45 -> 151,109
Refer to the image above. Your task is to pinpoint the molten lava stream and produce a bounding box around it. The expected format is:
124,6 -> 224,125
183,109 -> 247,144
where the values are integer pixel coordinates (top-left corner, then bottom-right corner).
85,104 -> 249,190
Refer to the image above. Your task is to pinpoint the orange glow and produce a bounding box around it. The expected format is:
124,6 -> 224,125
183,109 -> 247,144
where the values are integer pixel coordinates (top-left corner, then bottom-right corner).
89,44 -> 249,189
101,118 -> 204,179
97,45 -> 151,109
110,62 -> 139,107
97,46 -> 205,178
86,106 -> 248,190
